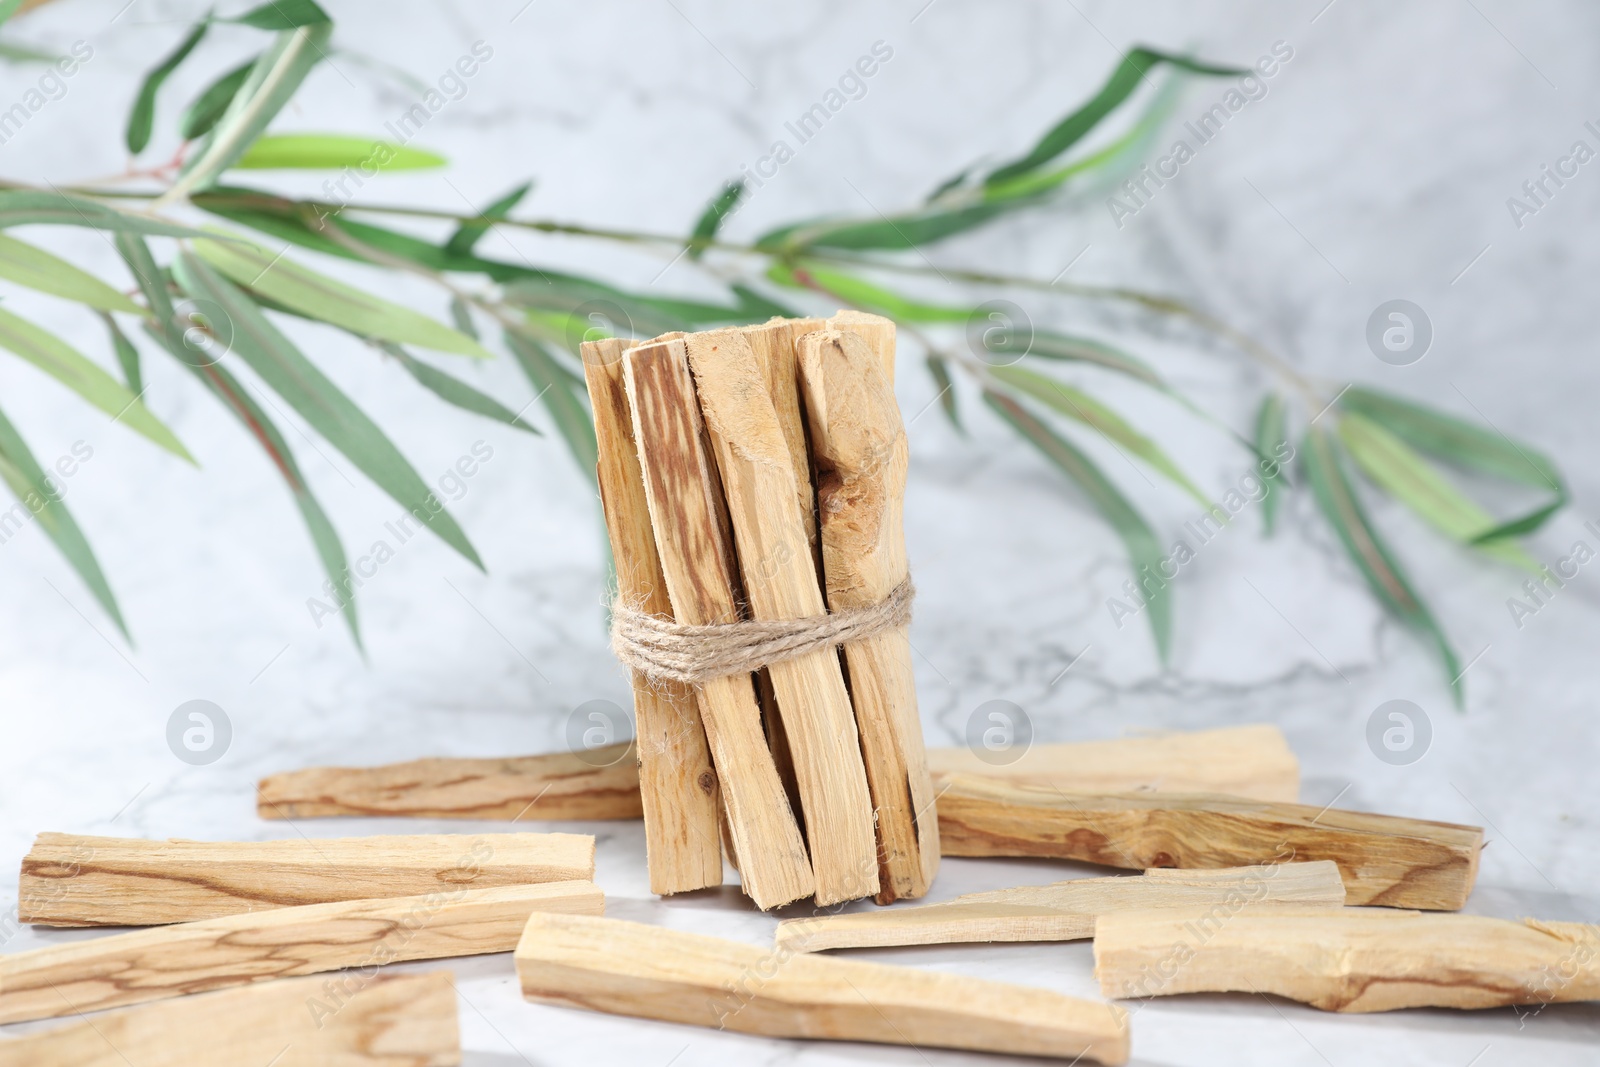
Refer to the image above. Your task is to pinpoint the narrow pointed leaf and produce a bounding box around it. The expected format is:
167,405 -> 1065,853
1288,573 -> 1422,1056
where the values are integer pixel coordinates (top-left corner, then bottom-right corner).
1254,393 -> 1289,535
0,403 -> 127,637
448,295 -> 477,339
688,179 -> 744,260
383,343 -> 539,434
985,389 -> 1170,661
174,251 -> 484,569
102,313 -> 143,394
0,307 -> 192,461
236,133 -> 446,171
193,235 -> 494,358
1338,412 -> 1539,573
504,329 -> 596,471
226,0 -> 329,28
0,0 -> 25,28
1339,385 -> 1565,541
126,18 -> 209,154
1302,425 -> 1461,706
444,181 -> 531,257
180,57 -> 256,140
767,262 -> 969,322
731,284 -> 797,320
924,354 -> 963,434
0,190 -> 215,238
170,24 -> 332,198
147,325 -> 360,647
0,233 -> 142,312
985,48 -> 1243,186
990,363 -> 1210,508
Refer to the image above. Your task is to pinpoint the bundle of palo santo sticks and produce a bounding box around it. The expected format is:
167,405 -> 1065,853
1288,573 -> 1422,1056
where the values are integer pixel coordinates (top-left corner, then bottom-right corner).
581,313 -> 936,909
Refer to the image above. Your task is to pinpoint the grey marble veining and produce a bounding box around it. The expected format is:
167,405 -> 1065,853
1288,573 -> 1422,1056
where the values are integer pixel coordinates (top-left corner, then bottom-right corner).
1,1 -> 1597,1063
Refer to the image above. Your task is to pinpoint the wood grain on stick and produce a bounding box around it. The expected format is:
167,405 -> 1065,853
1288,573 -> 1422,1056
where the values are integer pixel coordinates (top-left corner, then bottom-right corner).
827,309 -> 896,384
514,913 -> 1130,1064
798,327 -> 937,903
0,971 -> 462,1067
1094,907 -> 1600,1012
0,881 -> 602,1025
684,327 -> 879,906
19,832 -> 594,926
583,335 -> 722,894
928,723 -> 1300,802
625,338 -> 812,909
258,746 -> 642,821
775,861 -> 1346,952
937,775 -> 1482,910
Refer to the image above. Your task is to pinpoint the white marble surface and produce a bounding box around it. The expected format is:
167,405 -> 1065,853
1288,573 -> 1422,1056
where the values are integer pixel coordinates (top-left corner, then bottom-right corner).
2,1 -> 1598,1064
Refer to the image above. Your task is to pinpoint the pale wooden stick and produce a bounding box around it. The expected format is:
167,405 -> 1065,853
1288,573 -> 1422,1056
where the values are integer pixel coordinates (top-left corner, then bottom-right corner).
514,913 -> 1130,1064
19,831 -> 594,927
827,309 -> 896,384
583,335 -> 722,894
776,861 -> 1346,952
798,327 -> 937,903
0,881 -> 601,1025
258,745 -> 642,821
625,338 -> 812,909
937,775 -> 1482,910
0,971 -> 461,1067
928,723 -> 1300,802
1095,907 -> 1600,1012
246,724 -> 1300,824
684,327 -> 879,906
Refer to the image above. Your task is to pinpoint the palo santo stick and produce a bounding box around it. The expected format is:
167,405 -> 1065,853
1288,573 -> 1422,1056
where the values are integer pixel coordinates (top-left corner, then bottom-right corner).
515,913 -> 1129,1064
1094,907 -> 1600,1012
258,744 -> 642,821
799,328 -> 937,903
0,881 -> 602,1025
0,971 -> 461,1067
827,309 -> 896,384
19,831 -> 594,926
685,327 -> 879,906
625,338 -> 812,909
744,318 -> 824,555
776,861 -> 1345,953
937,775 -> 1482,910
583,335 -> 722,894
928,723 -> 1300,803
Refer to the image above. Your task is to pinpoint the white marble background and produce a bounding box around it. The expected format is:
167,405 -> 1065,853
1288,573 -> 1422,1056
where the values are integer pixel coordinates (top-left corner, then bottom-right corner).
1,0 -> 1597,1064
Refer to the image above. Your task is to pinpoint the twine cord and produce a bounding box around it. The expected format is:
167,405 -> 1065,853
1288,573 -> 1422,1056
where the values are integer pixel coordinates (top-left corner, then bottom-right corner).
611,578 -> 914,685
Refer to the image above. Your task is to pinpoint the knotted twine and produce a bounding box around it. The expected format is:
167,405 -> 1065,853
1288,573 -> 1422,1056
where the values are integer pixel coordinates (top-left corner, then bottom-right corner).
610,578 -> 914,686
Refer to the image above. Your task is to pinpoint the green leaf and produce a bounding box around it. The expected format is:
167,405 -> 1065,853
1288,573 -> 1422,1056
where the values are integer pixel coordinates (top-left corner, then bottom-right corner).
0,232 -> 142,313
180,58 -> 255,140
986,47 -> 1243,186
226,0 -> 329,28
989,363 -> 1209,508
0,190 -> 215,238
126,18 -> 209,154
988,329 -> 1163,387
448,295 -> 477,339
0,306 -> 193,461
444,181 -> 531,257
0,0 -> 25,28
113,231 -> 194,357
173,252 -> 484,569
0,402 -> 127,637
1302,425 -> 1461,706
147,325 -> 361,647
169,24 -> 332,199
236,133 -> 446,171
767,262 -> 969,322
688,179 -> 744,260
0,40 -> 56,63
103,313 -> 143,395
730,284 -> 797,320
193,234 -> 493,358
1338,412 -> 1539,573
925,354 -> 962,434
1254,394 -> 1289,536
1339,386 -> 1566,541
985,389 -> 1170,661
383,342 -> 538,434
504,329 -> 596,471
